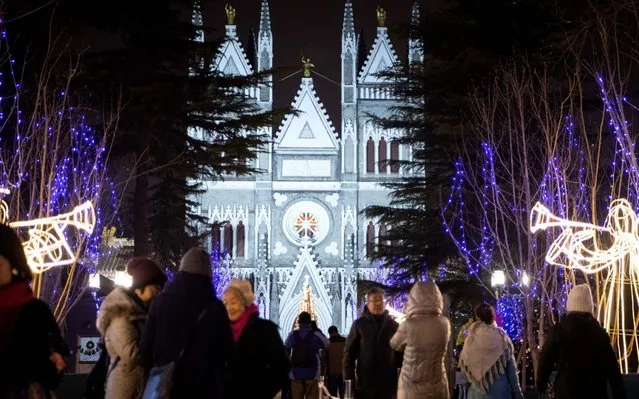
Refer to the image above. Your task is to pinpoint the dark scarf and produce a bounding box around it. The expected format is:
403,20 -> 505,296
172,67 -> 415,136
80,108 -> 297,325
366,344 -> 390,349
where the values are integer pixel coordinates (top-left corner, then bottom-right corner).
0,281 -> 35,353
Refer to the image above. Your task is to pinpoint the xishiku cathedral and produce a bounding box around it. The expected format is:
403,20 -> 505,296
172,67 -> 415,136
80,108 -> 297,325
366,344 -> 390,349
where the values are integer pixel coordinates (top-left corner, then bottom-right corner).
192,1 -> 423,335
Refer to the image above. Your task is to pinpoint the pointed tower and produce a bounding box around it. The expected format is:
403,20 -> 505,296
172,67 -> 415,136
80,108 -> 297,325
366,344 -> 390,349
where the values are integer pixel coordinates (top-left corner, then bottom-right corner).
192,1 -> 204,44
190,1 -> 205,76
341,1 -> 358,177
358,6 -> 399,87
213,4 -> 254,77
255,0 -> 274,181
257,0 -> 273,105
408,2 -> 424,64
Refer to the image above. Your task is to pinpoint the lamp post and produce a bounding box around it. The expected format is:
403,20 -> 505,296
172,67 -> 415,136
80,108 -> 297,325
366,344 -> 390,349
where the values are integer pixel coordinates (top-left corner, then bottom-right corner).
521,271 -> 530,287
491,270 -> 506,298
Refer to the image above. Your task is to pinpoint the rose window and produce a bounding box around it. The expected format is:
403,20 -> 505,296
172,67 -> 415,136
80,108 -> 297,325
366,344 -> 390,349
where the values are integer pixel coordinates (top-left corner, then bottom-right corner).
282,200 -> 330,245
294,212 -> 318,238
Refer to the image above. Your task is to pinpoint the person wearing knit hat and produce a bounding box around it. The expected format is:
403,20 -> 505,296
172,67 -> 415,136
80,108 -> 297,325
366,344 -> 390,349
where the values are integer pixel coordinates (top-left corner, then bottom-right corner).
223,279 -> 290,399
97,257 -> 166,398
140,246 -> 236,398
566,283 -> 594,314
179,247 -> 212,277
127,257 -> 167,293
0,224 -> 69,398
537,283 -> 626,399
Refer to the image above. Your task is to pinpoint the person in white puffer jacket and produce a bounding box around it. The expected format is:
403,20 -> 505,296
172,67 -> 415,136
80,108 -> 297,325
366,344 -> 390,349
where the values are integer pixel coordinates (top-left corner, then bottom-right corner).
96,257 -> 166,399
391,281 -> 451,399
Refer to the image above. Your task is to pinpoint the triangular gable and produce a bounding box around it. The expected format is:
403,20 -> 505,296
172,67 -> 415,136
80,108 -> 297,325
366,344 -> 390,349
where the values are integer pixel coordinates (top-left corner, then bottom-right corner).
224,57 -> 240,75
358,27 -> 399,84
275,78 -> 339,151
298,122 -> 315,139
278,241 -> 333,332
213,34 -> 254,76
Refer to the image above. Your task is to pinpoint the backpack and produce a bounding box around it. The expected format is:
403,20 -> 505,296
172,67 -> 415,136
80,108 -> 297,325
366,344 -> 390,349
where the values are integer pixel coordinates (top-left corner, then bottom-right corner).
142,307 -> 208,399
291,331 -> 316,368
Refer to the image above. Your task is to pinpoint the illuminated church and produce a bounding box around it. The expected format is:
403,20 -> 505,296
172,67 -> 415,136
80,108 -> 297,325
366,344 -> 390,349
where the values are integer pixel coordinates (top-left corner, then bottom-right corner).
192,0 -> 423,335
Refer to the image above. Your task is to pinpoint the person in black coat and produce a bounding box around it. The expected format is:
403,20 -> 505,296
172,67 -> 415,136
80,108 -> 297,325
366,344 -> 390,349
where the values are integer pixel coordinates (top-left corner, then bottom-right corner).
140,247 -> 235,398
537,284 -> 626,399
0,223 -> 69,398
222,279 -> 290,399
344,287 -> 402,399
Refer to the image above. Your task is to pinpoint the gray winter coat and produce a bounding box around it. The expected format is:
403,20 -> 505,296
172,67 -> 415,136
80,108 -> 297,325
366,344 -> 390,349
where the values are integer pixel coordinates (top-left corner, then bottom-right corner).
390,282 -> 451,399
96,288 -> 147,399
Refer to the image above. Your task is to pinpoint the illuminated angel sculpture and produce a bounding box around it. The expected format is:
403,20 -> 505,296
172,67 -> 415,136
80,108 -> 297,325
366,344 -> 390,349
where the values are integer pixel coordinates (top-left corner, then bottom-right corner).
530,199 -> 639,373
1,189 -> 96,273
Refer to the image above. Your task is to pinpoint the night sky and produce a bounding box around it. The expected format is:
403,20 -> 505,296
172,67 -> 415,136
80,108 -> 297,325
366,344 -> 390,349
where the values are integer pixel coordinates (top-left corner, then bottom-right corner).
205,0 -> 417,130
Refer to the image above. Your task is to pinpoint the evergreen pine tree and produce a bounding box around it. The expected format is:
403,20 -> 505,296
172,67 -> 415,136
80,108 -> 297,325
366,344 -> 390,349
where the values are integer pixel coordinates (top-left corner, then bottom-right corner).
65,0 -> 285,266
365,0 -> 556,278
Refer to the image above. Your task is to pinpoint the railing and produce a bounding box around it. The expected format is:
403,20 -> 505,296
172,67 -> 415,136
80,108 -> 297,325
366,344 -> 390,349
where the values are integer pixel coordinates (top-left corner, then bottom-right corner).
318,376 -> 353,399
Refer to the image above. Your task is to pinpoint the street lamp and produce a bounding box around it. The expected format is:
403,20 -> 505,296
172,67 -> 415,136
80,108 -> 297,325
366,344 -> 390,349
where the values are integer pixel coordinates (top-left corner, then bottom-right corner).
491,270 -> 506,287
491,270 -> 506,298
521,271 -> 530,287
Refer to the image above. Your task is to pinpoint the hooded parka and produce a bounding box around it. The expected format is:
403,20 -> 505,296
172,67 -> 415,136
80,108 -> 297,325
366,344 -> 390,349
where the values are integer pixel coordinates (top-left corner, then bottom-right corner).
390,281 -> 450,399
96,287 -> 147,399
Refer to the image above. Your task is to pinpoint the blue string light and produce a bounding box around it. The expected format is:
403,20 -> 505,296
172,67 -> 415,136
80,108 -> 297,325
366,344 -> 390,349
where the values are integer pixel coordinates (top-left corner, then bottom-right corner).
0,22 -> 118,312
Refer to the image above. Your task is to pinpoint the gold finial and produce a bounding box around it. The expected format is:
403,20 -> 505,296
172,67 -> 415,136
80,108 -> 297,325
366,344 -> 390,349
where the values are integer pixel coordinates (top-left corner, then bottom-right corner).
225,4 -> 236,25
376,6 -> 386,27
302,57 -> 315,78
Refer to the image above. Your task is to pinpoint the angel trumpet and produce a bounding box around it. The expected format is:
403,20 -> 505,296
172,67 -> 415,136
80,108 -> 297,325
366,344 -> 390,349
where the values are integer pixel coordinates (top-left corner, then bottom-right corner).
9,201 -> 97,271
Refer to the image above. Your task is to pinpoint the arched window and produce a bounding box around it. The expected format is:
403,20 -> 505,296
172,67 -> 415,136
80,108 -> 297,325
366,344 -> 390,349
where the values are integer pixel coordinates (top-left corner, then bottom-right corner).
379,224 -> 388,246
211,222 -> 221,253
366,221 -> 375,257
366,138 -> 375,173
236,221 -> 246,258
223,224 -> 233,256
390,140 -> 400,173
378,137 -> 388,174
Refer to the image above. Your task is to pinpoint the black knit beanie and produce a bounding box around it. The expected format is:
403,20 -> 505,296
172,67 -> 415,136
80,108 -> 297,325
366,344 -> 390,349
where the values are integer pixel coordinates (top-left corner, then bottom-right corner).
0,224 -> 32,281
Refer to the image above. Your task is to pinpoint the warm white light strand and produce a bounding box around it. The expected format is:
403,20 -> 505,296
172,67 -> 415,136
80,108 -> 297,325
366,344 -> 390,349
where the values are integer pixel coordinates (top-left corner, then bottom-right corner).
530,199 -> 639,373
2,190 -> 96,273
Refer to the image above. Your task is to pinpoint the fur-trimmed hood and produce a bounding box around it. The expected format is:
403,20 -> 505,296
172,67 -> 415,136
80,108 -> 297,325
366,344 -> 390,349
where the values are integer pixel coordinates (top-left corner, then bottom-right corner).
404,281 -> 443,317
96,287 -> 146,335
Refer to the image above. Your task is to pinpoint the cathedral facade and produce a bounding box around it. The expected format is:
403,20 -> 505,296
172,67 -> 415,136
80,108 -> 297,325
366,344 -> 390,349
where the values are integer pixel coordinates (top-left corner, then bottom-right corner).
193,0 -> 422,335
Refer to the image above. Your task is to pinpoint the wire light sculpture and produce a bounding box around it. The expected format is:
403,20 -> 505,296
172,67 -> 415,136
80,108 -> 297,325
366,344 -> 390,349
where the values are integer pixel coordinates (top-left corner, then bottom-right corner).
530,199 -> 639,373
1,189 -> 96,273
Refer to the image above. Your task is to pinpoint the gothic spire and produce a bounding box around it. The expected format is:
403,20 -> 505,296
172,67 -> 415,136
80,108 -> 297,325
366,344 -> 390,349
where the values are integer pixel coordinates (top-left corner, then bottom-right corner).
192,0 -> 204,43
259,0 -> 271,34
411,1 -> 421,27
409,1 -> 423,64
342,0 -> 355,37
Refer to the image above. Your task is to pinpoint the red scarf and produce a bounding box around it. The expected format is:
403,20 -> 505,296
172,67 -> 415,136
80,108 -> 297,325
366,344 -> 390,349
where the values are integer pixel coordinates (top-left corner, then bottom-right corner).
231,303 -> 258,342
0,281 -> 35,353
